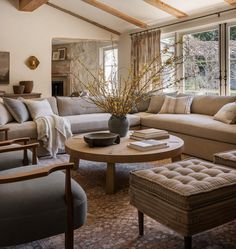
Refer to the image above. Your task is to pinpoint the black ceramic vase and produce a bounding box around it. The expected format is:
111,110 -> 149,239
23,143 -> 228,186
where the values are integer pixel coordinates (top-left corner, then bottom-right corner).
108,115 -> 129,137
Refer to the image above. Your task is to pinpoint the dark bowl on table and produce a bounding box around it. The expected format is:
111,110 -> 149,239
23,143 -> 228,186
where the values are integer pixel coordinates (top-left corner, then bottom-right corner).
84,132 -> 120,147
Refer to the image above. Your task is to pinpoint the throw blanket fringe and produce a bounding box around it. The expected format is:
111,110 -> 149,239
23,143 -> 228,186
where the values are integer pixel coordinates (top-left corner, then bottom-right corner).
35,114 -> 72,157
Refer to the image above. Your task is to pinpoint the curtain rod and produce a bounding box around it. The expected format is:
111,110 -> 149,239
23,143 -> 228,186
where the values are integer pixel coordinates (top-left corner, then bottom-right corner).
130,7 -> 236,36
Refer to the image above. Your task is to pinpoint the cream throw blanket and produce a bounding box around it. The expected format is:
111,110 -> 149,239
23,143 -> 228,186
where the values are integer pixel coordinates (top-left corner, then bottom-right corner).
35,114 -> 72,157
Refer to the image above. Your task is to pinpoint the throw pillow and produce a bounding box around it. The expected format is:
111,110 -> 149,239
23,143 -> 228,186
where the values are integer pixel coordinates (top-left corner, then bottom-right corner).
147,92 -> 178,113
214,102 -> 236,124
24,99 -> 54,120
159,96 -> 193,114
3,98 -> 30,123
0,102 -> 14,125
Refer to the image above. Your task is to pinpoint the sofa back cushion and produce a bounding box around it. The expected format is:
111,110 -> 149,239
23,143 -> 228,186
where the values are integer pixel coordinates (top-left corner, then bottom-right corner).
191,95 -> 236,116
3,98 -> 30,123
38,97 -> 58,115
24,99 -> 54,120
147,92 -> 178,113
159,96 -> 193,114
57,97 -> 103,116
0,102 -> 14,125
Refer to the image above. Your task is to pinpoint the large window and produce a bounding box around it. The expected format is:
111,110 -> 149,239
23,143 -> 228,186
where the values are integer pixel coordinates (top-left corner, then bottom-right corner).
161,36 -> 176,92
183,29 -> 220,95
229,26 -> 236,95
102,46 -> 118,92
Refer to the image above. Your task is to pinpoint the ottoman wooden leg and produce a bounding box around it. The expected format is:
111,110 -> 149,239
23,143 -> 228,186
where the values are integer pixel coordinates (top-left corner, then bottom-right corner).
184,236 -> 192,249
138,210 -> 144,236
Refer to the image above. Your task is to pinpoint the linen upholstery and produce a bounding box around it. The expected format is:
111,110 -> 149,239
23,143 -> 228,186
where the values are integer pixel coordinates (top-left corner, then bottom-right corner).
0,165 -> 87,246
159,96 -> 193,114
130,158 -> 236,236
191,95 -> 236,116
147,92 -> 177,113
0,121 -> 37,140
3,98 -> 30,123
35,97 -> 59,115
65,113 -> 140,134
24,99 -> 54,120
214,102 -> 236,124
214,150 -> 236,169
0,102 -> 13,125
57,97 -> 102,116
131,158 -> 236,209
140,113 -> 236,144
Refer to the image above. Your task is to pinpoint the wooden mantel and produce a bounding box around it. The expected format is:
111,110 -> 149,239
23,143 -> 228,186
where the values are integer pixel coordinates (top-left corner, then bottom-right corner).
19,0 -> 48,11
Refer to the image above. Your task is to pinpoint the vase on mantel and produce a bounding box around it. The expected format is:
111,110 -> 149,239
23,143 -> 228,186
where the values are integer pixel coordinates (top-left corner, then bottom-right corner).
108,115 -> 129,137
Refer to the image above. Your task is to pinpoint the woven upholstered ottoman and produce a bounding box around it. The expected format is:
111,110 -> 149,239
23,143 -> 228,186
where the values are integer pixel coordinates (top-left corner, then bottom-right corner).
214,150 -> 236,169
130,159 -> 236,249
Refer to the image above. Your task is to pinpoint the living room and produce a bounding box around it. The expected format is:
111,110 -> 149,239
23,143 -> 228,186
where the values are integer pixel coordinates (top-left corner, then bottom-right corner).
0,0 -> 236,249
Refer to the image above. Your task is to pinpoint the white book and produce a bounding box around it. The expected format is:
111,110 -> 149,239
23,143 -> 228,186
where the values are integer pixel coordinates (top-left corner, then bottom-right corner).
130,134 -> 169,141
127,140 -> 168,151
133,129 -> 168,138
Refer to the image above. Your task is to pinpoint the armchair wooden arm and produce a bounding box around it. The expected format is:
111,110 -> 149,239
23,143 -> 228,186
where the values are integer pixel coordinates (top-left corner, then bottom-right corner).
0,162 -> 74,249
0,137 -> 30,146
0,127 -> 9,140
0,143 -> 39,165
0,163 -> 73,184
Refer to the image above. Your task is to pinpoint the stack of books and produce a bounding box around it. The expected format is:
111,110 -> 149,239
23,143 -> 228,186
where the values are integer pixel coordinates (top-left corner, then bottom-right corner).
127,139 -> 168,151
130,128 -> 169,141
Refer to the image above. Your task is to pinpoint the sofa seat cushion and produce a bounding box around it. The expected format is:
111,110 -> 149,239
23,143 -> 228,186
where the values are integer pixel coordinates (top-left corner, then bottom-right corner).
65,113 -> 141,134
0,121 -> 37,140
130,158 -> 236,210
140,113 -> 236,144
0,165 -> 87,246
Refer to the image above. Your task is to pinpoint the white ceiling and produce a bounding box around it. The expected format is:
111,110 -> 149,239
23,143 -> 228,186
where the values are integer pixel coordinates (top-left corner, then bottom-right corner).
49,0 -> 233,34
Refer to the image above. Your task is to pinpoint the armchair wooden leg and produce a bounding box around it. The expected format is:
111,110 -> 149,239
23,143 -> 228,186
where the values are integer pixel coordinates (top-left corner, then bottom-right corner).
23,149 -> 29,166
65,168 -> 74,249
138,210 -> 144,236
184,236 -> 192,249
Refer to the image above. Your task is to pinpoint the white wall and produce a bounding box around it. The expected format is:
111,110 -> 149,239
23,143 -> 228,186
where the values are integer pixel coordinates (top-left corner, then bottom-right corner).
0,0 -> 118,97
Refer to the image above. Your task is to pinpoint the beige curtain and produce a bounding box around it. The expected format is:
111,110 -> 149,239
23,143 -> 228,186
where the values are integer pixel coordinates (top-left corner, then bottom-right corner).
131,29 -> 161,90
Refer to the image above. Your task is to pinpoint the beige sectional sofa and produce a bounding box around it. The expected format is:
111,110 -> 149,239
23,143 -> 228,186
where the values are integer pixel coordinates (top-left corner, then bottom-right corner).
0,96 -> 140,148
1,95 -> 236,160
139,95 -> 236,160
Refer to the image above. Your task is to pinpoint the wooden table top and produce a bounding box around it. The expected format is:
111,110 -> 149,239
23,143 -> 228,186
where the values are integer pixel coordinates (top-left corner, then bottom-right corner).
65,133 -> 184,164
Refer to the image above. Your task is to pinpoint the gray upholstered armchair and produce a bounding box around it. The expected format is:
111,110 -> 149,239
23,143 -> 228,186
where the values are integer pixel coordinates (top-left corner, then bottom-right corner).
0,162 -> 87,249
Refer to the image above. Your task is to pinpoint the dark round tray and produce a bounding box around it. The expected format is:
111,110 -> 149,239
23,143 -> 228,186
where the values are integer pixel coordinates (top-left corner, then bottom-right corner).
84,132 -> 120,147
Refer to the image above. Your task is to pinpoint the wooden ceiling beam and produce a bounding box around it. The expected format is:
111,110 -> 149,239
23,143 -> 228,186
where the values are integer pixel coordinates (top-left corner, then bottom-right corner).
81,0 -> 148,28
224,0 -> 236,5
143,0 -> 188,19
19,0 -> 48,11
46,3 -> 120,36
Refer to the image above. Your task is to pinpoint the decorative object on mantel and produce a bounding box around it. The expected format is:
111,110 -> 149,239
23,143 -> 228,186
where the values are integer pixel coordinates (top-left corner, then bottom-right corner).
0,52 -> 10,84
71,33 -> 190,137
13,85 -> 25,94
52,48 -> 66,61
84,132 -> 120,147
26,56 -> 40,70
19,81 -> 34,93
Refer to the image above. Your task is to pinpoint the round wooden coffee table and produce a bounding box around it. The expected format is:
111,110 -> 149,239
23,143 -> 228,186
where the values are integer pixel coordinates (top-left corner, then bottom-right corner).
65,134 -> 184,194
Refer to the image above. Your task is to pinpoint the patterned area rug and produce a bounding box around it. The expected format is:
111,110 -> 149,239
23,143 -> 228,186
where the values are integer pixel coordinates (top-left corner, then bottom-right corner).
4,154 -> 236,249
